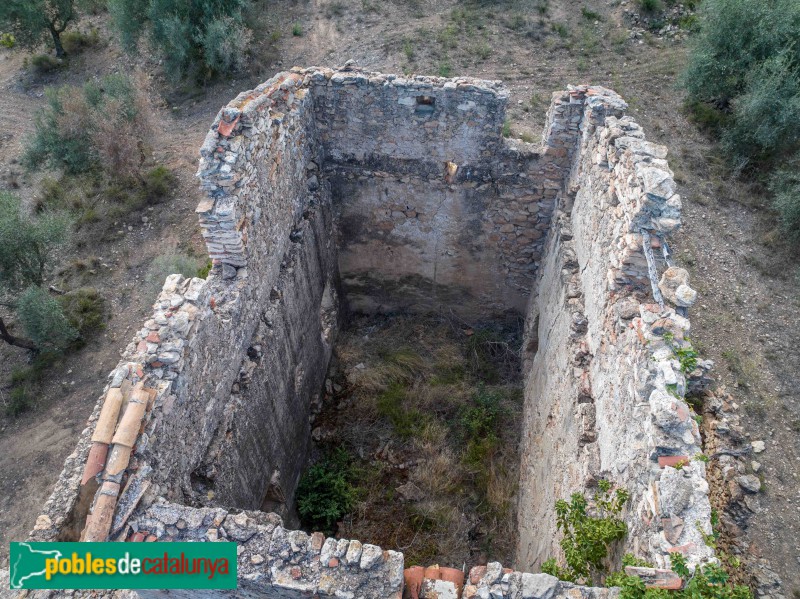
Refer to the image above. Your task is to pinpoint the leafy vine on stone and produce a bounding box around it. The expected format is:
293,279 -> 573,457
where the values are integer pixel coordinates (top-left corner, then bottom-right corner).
541,479 -> 629,584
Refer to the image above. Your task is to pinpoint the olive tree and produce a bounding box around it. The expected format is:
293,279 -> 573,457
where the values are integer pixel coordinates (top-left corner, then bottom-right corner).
0,192 -> 74,351
0,0 -> 77,58
108,0 -> 251,81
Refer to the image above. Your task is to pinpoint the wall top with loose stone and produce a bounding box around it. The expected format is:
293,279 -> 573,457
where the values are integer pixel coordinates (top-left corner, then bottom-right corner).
127,500 -> 405,599
566,85 -> 713,572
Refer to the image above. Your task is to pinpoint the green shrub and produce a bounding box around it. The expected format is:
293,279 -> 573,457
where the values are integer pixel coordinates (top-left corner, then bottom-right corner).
35,177 -> 68,212
61,28 -> 99,54
681,0 -> 800,239
5,387 -> 31,416
0,192 -> 70,291
141,166 -> 176,204
461,387 -> 503,439
296,448 -> 357,535
769,158 -> 800,241
197,258 -> 212,279
59,287 -> 106,337
541,480 -> 629,584
17,286 -> 79,350
682,0 -> 800,163
637,0 -> 662,12
581,7 -> 602,21
0,32 -> 15,48
684,100 -> 728,134
25,74 -> 150,178
30,54 -> 62,73
9,353 -> 55,386
24,87 -> 92,174
292,23 -> 303,36
201,16 -> 251,74
551,22 -> 569,38
607,553 -> 751,599
377,381 -> 423,438
146,253 -> 201,290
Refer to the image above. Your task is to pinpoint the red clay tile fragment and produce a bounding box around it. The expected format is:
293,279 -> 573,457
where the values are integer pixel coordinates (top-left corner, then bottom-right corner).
424,565 -> 442,580
81,442 -> 109,486
439,567 -> 465,595
82,481 -> 120,542
105,445 -> 132,477
112,386 -> 149,448
403,566 -> 424,599
217,115 -> 240,137
92,388 -> 124,445
625,566 -> 683,590
658,455 -> 689,469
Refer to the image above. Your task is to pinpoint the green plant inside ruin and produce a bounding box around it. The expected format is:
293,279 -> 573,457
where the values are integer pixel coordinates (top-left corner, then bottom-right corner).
295,447 -> 358,536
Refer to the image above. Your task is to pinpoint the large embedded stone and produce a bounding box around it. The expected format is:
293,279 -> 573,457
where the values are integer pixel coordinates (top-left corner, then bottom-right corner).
520,573 -> 559,599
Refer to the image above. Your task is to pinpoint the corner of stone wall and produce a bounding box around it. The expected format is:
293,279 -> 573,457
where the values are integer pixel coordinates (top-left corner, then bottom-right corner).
29,274 -> 212,545
196,69 -> 319,273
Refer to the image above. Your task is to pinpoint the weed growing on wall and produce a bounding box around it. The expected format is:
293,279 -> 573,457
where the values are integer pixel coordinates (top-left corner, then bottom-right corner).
543,486 -> 752,598
662,332 -> 699,374
607,553 -> 751,599
542,480 -> 629,584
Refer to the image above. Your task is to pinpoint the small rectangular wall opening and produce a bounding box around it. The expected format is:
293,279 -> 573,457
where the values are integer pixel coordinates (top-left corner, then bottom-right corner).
415,95 -> 435,114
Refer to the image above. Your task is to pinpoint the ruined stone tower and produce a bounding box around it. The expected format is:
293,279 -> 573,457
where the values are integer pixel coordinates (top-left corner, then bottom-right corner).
27,67 -> 709,599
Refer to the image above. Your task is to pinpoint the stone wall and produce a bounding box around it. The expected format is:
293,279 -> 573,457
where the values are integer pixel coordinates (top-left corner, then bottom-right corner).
316,79 -> 584,316
29,70 -> 340,550
516,87 -> 712,572
195,68 -> 586,318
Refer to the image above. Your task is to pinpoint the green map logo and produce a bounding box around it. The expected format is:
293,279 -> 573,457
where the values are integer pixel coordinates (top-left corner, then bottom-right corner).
10,543 -> 63,589
9,542 -> 237,590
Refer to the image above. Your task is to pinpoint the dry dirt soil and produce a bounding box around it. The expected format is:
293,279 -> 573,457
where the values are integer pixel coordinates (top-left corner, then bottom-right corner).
0,0 -> 798,592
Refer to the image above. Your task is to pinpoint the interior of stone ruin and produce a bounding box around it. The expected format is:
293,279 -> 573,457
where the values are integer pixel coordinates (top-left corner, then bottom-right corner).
29,67 -> 715,599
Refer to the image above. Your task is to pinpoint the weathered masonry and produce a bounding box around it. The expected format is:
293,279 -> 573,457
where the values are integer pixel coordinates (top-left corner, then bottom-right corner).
25,67 -> 712,599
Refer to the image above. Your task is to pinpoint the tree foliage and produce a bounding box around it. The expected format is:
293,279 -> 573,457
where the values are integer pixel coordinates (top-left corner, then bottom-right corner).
682,0 -> 800,237
0,192 -> 72,351
0,192 -> 70,292
542,480 -> 630,584
108,0 -> 251,81
0,0 -> 77,57
683,0 -> 800,163
17,286 -> 78,351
